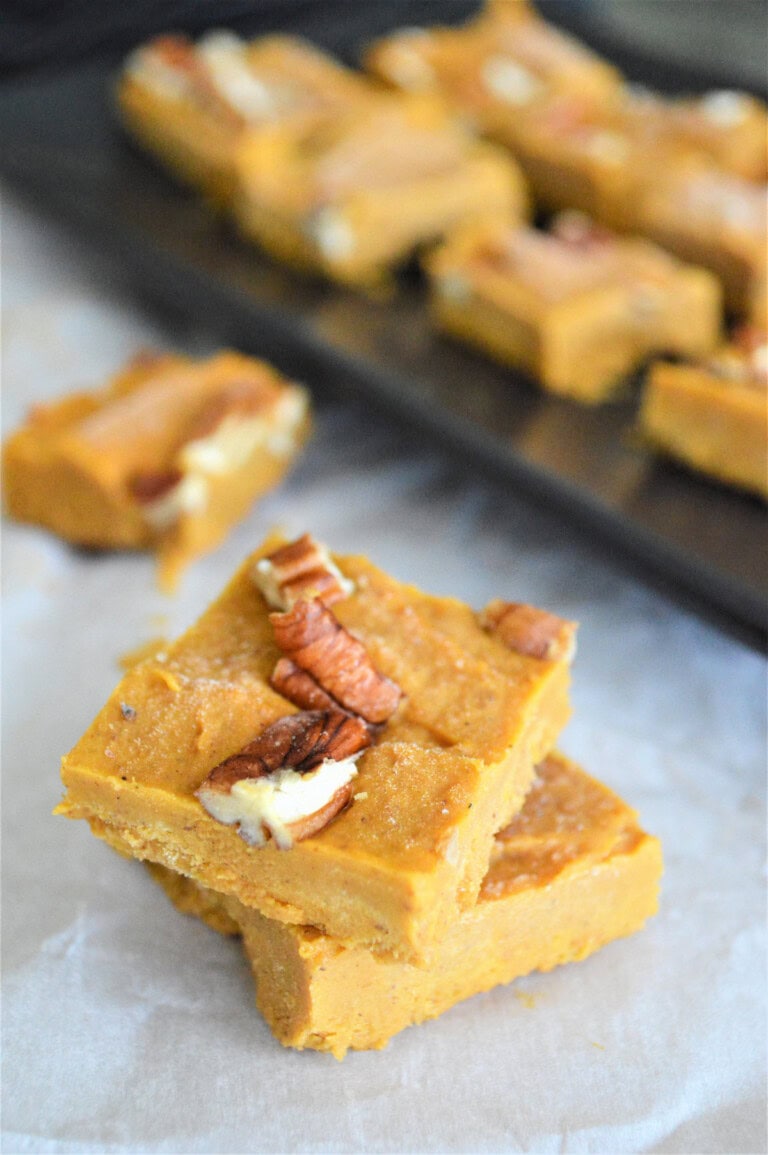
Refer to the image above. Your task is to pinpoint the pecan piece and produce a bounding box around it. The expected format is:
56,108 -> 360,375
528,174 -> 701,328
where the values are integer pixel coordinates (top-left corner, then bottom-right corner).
149,34 -> 199,74
183,379 -> 271,445
128,468 -> 208,530
128,468 -> 183,504
253,533 -> 354,610
270,599 -> 402,724
145,35 -> 244,128
479,600 -> 577,662
196,709 -> 371,849
270,657 -> 339,713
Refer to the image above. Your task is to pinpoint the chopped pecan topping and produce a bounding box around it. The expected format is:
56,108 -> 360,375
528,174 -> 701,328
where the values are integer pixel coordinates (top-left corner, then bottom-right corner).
253,533 -> 354,610
480,600 -> 577,662
270,598 -> 402,724
128,468 -> 183,504
201,709 -> 371,789
183,379 -> 271,444
149,34 -> 199,74
195,709 -> 371,848
270,657 -> 340,712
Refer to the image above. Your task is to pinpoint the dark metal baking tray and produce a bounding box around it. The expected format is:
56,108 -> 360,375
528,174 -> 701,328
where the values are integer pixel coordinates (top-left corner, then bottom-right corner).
1,1 -> 766,649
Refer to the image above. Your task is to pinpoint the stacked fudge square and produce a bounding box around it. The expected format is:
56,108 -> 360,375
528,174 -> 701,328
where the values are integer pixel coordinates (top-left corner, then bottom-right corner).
58,533 -> 661,1057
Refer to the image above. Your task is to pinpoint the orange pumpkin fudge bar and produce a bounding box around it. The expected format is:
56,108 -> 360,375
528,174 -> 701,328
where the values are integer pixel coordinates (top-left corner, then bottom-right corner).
118,31 -> 376,202
147,751 -> 662,1057
366,4 -> 624,225
508,93 -> 658,230
365,1 -> 619,140
520,85 -> 768,230
635,162 -> 767,315
2,351 -> 310,589
57,534 -> 575,962
639,327 -> 768,499
426,213 -> 722,403
231,93 -> 529,291
619,86 -> 768,184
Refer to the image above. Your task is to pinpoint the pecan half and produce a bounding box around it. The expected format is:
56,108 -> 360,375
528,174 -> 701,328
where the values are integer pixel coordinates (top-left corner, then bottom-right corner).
270,657 -> 339,713
479,600 -> 577,662
203,709 -> 370,787
128,469 -> 183,504
196,709 -> 371,848
183,379 -> 271,444
270,599 -> 402,724
128,469 -> 208,530
253,533 -> 354,610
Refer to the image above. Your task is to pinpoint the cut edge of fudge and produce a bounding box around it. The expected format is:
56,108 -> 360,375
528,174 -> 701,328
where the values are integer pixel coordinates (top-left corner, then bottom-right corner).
639,332 -> 768,498
143,750 -> 663,1058
118,31 -> 378,202
425,212 -> 722,403
231,95 -> 529,291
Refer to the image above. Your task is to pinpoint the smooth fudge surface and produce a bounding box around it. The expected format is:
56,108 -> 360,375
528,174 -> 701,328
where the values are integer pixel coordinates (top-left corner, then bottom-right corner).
147,751 -> 662,1058
58,538 -> 572,961
119,32 -> 376,201
427,214 -> 721,402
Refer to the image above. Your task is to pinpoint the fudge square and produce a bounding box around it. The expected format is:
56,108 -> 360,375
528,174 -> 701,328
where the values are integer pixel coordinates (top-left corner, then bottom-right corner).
635,161 -> 767,316
618,86 -> 768,185
2,351 -> 310,590
364,0 -> 620,136
146,751 -> 662,1058
57,533 -> 575,962
231,92 -> 529,292
119,31 -> 377,202
639,327 -> 768,499
426,212 -> 722,403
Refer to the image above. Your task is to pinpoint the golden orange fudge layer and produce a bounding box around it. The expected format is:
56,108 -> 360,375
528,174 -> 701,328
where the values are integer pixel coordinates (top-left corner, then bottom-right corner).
2,351 -> 310,590
617,86 -> 768,184
426,212 -> 722,403
57,534 -> 575,962
473,87 -> 767,233
640,327 -> 768,499
231,92 -> 529,291
147,751 -> 662,1058
118,31 -> 377,202
635,162 -> 767,316
365,3 -> 633,227
365,1 -> 619,144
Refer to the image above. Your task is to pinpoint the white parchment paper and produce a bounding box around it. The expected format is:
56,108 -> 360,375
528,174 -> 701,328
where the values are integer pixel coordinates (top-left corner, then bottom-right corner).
2,194 -> 766,1154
